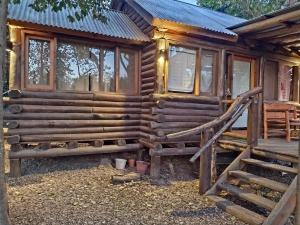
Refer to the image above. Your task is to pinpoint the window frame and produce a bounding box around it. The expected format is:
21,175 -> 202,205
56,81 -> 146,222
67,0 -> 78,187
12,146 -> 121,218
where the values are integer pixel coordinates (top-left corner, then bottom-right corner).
167,43 -> 219,96
117,47 -> 139,95
21,30 -> 56,91
21,30 -> 140,95
199,49 -> 219,96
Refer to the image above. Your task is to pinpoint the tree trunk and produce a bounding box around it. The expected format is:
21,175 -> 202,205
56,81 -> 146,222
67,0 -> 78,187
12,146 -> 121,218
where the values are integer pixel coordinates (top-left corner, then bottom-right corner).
0,0 -> 10,224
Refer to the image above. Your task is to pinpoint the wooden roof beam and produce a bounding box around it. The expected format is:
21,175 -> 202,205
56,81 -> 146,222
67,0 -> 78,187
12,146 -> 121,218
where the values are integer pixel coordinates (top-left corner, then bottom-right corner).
283,40 -> 300,47
290,47 -> 300,57
269,33 -> 300,44
249,23 -> 300,39
233,9 -> 300,34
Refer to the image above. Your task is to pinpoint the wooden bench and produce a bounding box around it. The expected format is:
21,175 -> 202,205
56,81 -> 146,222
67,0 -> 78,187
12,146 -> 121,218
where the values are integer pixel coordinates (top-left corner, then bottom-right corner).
263,103 -> 300,142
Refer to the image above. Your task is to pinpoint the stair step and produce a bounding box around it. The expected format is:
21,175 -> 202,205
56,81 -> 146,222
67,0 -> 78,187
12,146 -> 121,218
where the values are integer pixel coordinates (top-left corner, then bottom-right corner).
222,132 -> 247,140
207,195 -> 266,225
229,170 -> 289,193
218,183 -> 277,211
241,158 -> 297,174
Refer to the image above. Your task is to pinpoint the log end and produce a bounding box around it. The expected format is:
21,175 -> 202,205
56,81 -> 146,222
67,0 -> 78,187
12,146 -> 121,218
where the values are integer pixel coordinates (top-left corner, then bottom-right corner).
6,121 -> 19,129
8,90 -> 22,99
8,105 -> 23,114
7,135 -> 21,144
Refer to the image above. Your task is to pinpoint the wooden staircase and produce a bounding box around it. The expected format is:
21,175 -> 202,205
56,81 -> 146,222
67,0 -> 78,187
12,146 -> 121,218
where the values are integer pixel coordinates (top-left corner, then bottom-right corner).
165,88 -> 298,225
206,140 -> 297,225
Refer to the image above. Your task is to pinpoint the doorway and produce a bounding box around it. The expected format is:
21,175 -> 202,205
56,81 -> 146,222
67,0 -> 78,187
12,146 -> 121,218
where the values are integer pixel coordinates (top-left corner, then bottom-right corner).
226,55 -> 256,128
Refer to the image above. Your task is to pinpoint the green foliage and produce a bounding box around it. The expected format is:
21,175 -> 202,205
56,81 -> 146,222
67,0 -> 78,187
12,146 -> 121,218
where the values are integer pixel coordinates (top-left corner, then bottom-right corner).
9,0 -> 111,22
197,0 -> 299,19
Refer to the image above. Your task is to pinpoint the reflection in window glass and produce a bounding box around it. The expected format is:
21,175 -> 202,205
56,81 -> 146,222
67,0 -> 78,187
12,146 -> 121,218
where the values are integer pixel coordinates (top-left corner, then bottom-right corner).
119,50 -> 136,93
56,42 -> 99,91
97,50 -> 115,92
201,50 -> 215,94
168,45 -> 196,93
27,38 -> 50,86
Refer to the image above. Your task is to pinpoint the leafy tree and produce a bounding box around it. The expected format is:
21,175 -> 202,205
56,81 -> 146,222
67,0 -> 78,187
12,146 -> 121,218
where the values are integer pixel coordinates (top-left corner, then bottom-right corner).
0,1 -> 110,224
197,0 -> 300,19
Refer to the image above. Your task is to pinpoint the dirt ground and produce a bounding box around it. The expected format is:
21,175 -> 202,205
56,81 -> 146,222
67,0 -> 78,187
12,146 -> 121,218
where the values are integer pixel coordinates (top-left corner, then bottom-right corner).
7,155 -> 245,225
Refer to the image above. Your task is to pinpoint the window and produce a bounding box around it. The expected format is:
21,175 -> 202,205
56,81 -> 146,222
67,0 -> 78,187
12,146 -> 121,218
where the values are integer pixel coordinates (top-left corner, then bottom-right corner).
119,49 -> 137,94
23,32 -> 138,94
99,49 -> 115,92
200,50 -> 217,95
24,36 -> 55,90
168,45 -> 218,96
168,45 -> 196,93
57,42 -> 100,91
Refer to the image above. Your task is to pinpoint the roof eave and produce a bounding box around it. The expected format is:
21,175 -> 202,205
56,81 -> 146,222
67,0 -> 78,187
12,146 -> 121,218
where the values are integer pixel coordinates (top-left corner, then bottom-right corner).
8,19 -> 150,44
152,18 -> 238,42
230,4 -> 300,34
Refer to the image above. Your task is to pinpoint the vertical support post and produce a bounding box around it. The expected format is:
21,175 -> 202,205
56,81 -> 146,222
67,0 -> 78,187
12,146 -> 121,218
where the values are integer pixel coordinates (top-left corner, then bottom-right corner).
199,129 -> 213,194
150,155 -> 161,179
257,56 -> 265,137
247,97 -> 259,148
156,38 -> 167,94
10,159 -> 21,177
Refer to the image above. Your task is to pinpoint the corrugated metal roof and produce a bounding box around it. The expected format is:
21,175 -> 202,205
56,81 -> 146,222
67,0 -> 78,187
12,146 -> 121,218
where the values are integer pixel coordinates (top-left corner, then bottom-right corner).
131,0 -> 246,36
8,0 -> 150,42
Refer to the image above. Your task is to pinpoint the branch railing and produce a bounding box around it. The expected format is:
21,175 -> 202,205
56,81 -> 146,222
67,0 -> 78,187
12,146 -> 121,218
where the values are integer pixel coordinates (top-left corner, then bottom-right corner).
166,86 -> 262,193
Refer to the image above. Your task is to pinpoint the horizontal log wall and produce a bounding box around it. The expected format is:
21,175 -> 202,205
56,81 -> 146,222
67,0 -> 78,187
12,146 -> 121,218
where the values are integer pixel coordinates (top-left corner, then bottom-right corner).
148,94 -> 222,142
139,42 -> 157,140
4,90 -> 149,145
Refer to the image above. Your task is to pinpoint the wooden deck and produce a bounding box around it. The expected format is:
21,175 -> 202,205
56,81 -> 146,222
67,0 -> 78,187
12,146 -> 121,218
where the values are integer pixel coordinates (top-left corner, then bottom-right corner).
256,138 -> 298,159
220,134 -> 299,160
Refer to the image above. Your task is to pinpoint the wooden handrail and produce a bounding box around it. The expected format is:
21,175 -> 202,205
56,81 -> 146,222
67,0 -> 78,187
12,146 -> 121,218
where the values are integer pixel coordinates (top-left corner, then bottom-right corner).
190,100 -> 252,163
166,86 -> 263,140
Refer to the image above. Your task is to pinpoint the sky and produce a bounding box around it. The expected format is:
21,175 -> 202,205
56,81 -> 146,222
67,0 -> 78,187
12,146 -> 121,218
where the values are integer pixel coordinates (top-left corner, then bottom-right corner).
181,0 -> 197,4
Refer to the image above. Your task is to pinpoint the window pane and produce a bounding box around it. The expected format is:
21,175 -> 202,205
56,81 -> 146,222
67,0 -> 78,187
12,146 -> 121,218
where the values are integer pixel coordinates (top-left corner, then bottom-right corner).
27,38 -> 50,86
56,42 -> 99,91
168,45 -> 196,93
95,49 -> 115,92
232,60 -> 251,98
200,50 -> 216,94
119,49 -> 136,93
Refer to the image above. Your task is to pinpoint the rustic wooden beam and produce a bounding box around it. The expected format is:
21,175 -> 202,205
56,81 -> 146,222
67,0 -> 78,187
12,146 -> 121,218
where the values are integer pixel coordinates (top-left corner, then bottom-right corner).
233,9 -> 300,34
199,130 -> 213,194
249,23 -> 300,40
9,144 -> 142,159
150,155 -> 161,179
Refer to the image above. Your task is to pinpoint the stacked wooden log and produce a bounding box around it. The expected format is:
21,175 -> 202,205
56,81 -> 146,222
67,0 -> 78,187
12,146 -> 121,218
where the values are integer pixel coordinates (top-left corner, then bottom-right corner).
122,3 -> 154,36
150,94 -> 222,140
139,42 -> 157,141
141,42 -> 156,96
4,90 -> 147,145
144,93 -> 222,178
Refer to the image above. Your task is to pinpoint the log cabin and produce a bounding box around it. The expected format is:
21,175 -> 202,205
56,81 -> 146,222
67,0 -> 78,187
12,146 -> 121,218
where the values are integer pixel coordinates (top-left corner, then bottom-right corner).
4,1 -> 300,223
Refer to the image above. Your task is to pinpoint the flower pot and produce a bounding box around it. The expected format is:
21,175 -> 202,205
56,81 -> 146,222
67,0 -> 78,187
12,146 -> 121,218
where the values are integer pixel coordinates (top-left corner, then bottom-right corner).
128,159 -> 136,168
136,161 -> 149,174
115,158 -> 127,170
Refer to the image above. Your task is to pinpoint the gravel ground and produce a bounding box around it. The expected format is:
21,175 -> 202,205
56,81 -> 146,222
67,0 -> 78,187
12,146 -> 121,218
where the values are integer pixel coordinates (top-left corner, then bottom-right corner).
7,156 -> 245,225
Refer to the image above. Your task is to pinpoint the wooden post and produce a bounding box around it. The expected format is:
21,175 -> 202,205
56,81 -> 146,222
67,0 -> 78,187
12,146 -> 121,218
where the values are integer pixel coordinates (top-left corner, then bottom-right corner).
150,155 -> 161,179
10,159 -> 21,177
247,97 -> 259,147
257,56 -> 265,137
199,129 -> 213,194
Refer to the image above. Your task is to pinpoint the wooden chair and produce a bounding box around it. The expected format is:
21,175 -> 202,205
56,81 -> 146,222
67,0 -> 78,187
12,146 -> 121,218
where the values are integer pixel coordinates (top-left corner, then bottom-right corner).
263,103 -> 300,142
